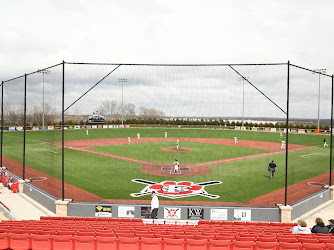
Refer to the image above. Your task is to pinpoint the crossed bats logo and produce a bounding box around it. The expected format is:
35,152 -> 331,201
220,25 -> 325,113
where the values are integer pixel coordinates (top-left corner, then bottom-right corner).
130,179 -> 222,199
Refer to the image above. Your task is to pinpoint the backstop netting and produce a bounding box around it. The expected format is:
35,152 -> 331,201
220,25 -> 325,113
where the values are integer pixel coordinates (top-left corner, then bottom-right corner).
1,62 -> 333,208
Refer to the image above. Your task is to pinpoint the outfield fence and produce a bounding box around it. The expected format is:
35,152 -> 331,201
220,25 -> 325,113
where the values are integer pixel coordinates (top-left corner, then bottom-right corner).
1,61 -> 334,216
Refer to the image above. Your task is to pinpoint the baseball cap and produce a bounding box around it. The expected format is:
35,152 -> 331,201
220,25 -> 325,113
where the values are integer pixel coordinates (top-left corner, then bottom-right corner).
152,191 -> 155,194
329,219 -> 334,223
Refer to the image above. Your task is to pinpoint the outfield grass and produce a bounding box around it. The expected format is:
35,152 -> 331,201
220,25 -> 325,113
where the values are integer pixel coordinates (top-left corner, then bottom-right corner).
1,127 -> 331,203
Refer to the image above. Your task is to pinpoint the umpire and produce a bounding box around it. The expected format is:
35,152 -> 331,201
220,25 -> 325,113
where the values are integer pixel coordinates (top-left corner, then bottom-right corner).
268,160 -> 276,179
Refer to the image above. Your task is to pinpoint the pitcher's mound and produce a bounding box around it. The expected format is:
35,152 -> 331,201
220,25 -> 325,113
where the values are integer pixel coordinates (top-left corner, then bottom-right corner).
140,163 -> 211,177
161,147 -> 193,152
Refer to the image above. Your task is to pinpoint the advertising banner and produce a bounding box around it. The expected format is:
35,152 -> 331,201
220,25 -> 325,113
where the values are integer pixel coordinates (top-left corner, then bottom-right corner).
210,208 -> 227,221
118,206 -> 135,218
187,208 -> 204,220
234,209 -> 251,221
141,207 -> 151,218
164,207 -> 181,220
95,205 -> 112,217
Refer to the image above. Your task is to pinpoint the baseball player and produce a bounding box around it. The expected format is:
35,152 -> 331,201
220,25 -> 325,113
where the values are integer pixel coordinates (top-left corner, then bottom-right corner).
281,140 -> 285,150
173,159 -> 180,172
128,136 -> 131,145
165,132 -> 168,138
137,133 -> 140,140
86,129 -> 89,136
176,139 -> 180,150
280,132 -> 283,139
268,160 -> 277,179
324,138 -> 329,147
234,136 -> 238,144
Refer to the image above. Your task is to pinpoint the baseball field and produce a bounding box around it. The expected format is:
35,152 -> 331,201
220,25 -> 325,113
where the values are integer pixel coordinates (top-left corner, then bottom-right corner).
1,127 -> 331,207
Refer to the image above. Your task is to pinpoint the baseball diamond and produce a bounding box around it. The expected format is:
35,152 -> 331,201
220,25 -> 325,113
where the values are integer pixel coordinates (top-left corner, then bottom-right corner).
0,127 -> 331,207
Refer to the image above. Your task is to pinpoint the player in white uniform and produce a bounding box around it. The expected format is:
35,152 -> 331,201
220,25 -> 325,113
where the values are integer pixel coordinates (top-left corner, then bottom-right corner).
324,138 -> 328,147
176,139 -> 180,150
281,140 -> 285,150
137,133 -> 140,140
86,129 -> 89,136
234,136 -> 238,144
165,132 -> 167,138
128,136 -> 131,145
173,159 -> 179,172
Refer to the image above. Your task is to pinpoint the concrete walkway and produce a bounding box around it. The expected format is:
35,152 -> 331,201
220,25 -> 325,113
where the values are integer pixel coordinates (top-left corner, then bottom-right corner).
292,200 -> 334,228
1,182 -> 334,227
0,184 -> 55,220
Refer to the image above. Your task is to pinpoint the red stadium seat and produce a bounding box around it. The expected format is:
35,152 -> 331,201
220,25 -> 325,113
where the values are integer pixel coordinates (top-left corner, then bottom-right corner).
209,239 -> 232,250
134,233 -> 154,238
76,231 -> 96,236
257,236 -> 277,242
246,221 -> 258,226
30,234 -> 52,250
186,239 -> 208,250
73,235 -> 96,250
154,234 -> 175,239
57,230 -> 76,236
318,238 -> 334,244
19,229 -> 39,235
254,241 -> 278,250
175,234 -> 194,239
38,230 -> 57,235
164,238 -> 186,250
141,237 -> 163,250
234,221 -> 246,226
270,222 -> 282,227
236,236 -> 257,241
196,234 -> 215,240
278,242 -> 302,250
118,236 -> 139,250
8,233 -> 31,250
301,242 -> 325,249
115,232 -> 135,238
232,240 -> 255,250
96,236 -> 117,250
216,235 -> 235,241
52,235 -> 74,250
277,237 -> 298,243
0,232 -> 9,250
298,238 -> 318,243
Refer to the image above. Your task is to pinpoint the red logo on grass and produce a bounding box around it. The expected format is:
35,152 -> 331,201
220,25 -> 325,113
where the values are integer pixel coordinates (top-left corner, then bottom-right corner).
130,179 -> 222,199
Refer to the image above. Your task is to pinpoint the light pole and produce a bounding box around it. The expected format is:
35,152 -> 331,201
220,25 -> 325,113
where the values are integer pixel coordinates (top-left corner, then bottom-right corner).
38,69 -> 50,129
239,76 -> 249,127
313,69 -> 326,131
118,79 -> 127,125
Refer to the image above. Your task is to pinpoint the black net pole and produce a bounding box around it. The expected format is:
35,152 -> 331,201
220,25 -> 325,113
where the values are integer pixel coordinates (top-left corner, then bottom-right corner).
23,74 -> 27,179
330,74 -> 334,186
0,82 -> 3,168
285,61 -> 290,206
62,61 -> 65,201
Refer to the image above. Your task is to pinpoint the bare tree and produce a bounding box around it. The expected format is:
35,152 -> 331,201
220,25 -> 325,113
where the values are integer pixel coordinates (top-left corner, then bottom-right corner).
123,103 -> 136,120
98,101 -> 120,120
139,106 -> 165,119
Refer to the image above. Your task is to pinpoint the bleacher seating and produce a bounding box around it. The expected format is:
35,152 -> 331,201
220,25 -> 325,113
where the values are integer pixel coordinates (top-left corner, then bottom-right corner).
0,217 -> 333,249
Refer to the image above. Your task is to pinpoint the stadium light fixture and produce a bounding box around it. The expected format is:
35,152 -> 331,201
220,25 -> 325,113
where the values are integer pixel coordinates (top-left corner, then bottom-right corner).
118,78 -> 127,125
313,69 -> 326,131
239,76 -> 249,127
37,69 -> 51,129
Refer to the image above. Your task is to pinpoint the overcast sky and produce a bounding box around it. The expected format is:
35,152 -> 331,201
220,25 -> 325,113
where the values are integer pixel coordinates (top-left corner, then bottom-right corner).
1,0 -> 334,119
